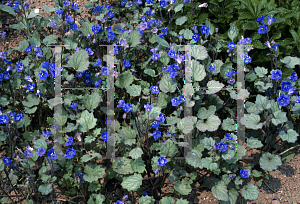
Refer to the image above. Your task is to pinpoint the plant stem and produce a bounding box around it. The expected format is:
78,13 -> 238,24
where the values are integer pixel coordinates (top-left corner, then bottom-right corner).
4,169 -> 21,203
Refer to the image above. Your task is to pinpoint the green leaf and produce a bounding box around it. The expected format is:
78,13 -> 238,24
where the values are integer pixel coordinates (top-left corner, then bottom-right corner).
83,92 -> 101,111
179,29 -> 193,40
118,126 -> 137,146
243,113 -> 263,130
185,149 -> 203,168
177,116 -> 194,134
280,56 -> 300,68
176,16 -> 187,25
130,158 -> 146,173
0,4 -> 16,16
254,66 -> 268,78
279,129 -> 299,143
252,170 -> 262,177
165,116 -> 181,125
272,110 -> 288,126
210,59 -> 223,75
80,22 -> 93,36
149,106 -> 161,119
121,173 -> 143,191
197,105 -> 216,120
159,52 -> 170,65
83,163 -> 106,183
206,80 -> 224,94
174,178 -> 192,195
234,176 -> 243,185
139,195 -> 156,204
0,97 -> 9,106
196,115 -> 221,132
191,45 -> 208,60
38,184 -> 53,195
221,118 -> 236,131
42,5 -> 56,12
211,182 -> 229,201
176,198 -> 189,204
159,74 -> 177,93
80,153 -> 102,163
242,184 -> 259,200
115,70 -> 134,88
43,35 -> 58,45
129,30 -> 141,47
205,20 -> 214,36
33,138 -> 47,150
24,106 -> 37,114
174,4 -> 184,13
192,60 -> 206,82
78,110 -> 97,133
0,159 -> 4,171
156,37 -> 169,47
160,139 -> 179,158
255,94 -> 271,111
87,194 -> 105,204
13,39 -> 29,52
129,147 -> 143,159
144,69 -> 157,77
259,152 -> 282,171
125,84 -> 142,97
202,137 -> 215,150
66,50 -> 89,72
22,94 -> 40,108
228,23 -> 238,41
247,136 -> 263,148
159,197 -> 175,204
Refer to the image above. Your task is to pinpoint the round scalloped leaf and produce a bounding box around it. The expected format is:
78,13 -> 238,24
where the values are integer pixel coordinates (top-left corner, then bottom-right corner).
159,196 -> 175,204
255,94 -> 271,111
87,194 -> 105,204
196,115 -> 221,132
174,178 -> 192,195
159,139 -> 179,158
228,23 -> 238,41
279,129 -> 299,143
211,182 -> 229,201
254,66 -> 268,78
112,157 -> 134,175
243,113 -> 263,130
221,117 -> 236,131
246,136 -> 263,148
206,80 -> 224,94
126,84 -> 142,97
185,149 -> 203,168
121,173 -> 143,192
191,45 -> 208,60
280,56 -> 300,68
175,16 -> 187,26
176,198 -> 189,204
192,60 -> 206,82
271,110 -> 288,126
159,74 -> 177,93
259,152 -> 282,171
129,147 -> 144,160
78,110 -> 97,133
67,50 -> 89,72
242,184 -> 259,200
115,70 -> 134,88
139,195 -> 156,204
38,184 -> 53,195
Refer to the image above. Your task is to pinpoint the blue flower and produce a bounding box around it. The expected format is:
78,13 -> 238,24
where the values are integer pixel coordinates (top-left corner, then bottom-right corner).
281,81 -> 292,92
168,49 -> 176,58
101,67 -> 109,76
225,70 -> 237,78
3,71 -> 9,80
107,10 -> 114,18
271,43 -> 279,52
209,65 -> 216,72
200,25 -> 209,35
217,142 -> 228,152
151,53 -> 159,61
154,168 -> 159,174
192,33 -> 200,41
16,62 -> 24,72
257,15 -> 265,24
3,157 -> 11,165
94,79 -> 102,87
85,48 -> 94,55
55,9 -> 64,19
142,190 -> 147,196
227,42 -> 235,50
160,0 -> 167,7
26,83 -> 35,92
94,60 -> 102,67
71,103 -> 78,110
278,94 -> 290,107
24,150 -> 33,159
225,133 -> 233,140
124,103 -> 133,113
153,130 -> 161,139
121,0 -> 127,5
71,2 -> 79,10
63,0 -> 70,7
157,156 -> 167,166
156,113 -> 165,122
65,136 -> 74,146
245,37 -> 252,44
65,15 -> 74,24
39,70 -> 48,80
266,16 -> 276,25
77,173 -> 84,183
92,24 -> 101,33
171,97 -> 179,106
271,70 -> 282,81
84,71 -> 91,78
240,169 -> 249,178
42,130 -> 52,138
136,0 -> 143,5
47,148 -> 58,161
123,60 -> 131,67
228,78 -> 235,85
114,200 -> 124,204
288,72 -> 297,82
107,32 -> 116,42
36,147 -> 46,157
144,104 -> 154,114
150,86 -> 159,94
101,131 -> 110,141
258,25 -> 267,34
83,77 -> 91,85
65,148 -> 76,159
117,100 -> 126,108
152,121 -> 160,129
178,96 -> 185,103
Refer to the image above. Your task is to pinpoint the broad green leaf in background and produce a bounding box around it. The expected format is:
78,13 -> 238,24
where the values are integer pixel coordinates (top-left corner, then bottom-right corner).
156,37 -> 169,47
177,116 -> 194,134
211,182 -> 229,201
42,5 -> 56,12
22,94 -> 40,108
38,184 -> 53,195
115,70 -> 134,88
43,35 -> 58,45
206,80 -> 224,94
144,69 -> 157,77
0,4 -> 16,16
174,177 -> 192,195
192,60 -> 206,81
78,110 -> 97,133
221,117 -> 236,131
243,113 -> 263,130
121,173 -> 143,191
228,23 -> 238,41
129,147 -> 143,159
174,4 -> 184,13
33,138 -> 47,150
279,129 -> 299,143
259,152 -> 282,171
280,56 -> 300,68
80,22 -> 93,36
246,136 -> 263,148
130,158 -> 145,173
83,163 -> 106,183
129,30 -> 141,47
149,106 -> 161,119
87,194 -> 105,204
255,94 -> 271,111
126,84 -> 142,97
159,52 -> 170,65
205,20 -> 214,36
176,16 -> 188,25
191,45 -> 208,60
202,137 -> 215,150
83,92 -> 101,111
242,184 -> 259,200
176,198 -> 189,204
272,110 -> 288,126
159,197 -> 175,204
197,105 -> 217,120
13,39 -> 29,52
254,67 -> 268,78
196,115 -> 221,132
185,149 -> 203,168
139,195 -> 156,204
118,126 -> 137,146
159,74 -> 177,93
66,50 -> 89,72
159,139 -> 179,158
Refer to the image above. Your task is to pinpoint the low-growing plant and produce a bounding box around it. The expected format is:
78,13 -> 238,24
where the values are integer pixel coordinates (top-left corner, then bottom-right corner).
0,0 -> 300,203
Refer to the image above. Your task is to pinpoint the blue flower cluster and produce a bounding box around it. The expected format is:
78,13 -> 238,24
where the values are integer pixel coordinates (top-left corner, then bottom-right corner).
171,96 -> 185,106
117,99 -> 133,113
